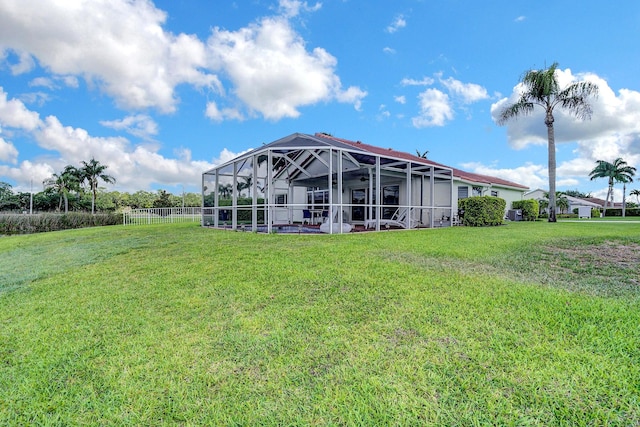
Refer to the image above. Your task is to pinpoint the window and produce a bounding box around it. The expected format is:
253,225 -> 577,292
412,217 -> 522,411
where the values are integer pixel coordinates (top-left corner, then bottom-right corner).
458,186 -> 469,199
275,194 -> 287,205
491,190 -> 499,197
472,186 -> 483,196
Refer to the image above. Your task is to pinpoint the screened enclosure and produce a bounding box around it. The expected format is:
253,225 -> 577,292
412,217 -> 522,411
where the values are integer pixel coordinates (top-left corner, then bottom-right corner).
202,133 -> 454,233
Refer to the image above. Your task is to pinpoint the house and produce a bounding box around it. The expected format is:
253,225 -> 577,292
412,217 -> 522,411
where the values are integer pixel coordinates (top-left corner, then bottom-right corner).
202,133 -> 529,232
524,189 -> 604,214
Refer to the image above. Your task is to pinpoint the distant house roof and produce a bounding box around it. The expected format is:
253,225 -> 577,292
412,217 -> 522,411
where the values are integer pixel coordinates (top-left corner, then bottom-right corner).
581,197 -> 622,208
315,133 -> 529,191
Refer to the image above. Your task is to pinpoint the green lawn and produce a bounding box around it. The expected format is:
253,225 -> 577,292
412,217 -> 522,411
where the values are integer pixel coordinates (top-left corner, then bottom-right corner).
1,222 -> 639,425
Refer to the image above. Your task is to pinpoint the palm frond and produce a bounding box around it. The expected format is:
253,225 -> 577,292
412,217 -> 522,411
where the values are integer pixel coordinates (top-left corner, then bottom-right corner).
497,99 -> 534,125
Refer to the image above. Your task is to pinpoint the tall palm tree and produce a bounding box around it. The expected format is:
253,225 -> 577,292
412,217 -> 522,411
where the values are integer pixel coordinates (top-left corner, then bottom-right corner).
589,158 -> 636,217
620,175 -> 634,217
80,158 -> 116,214
50,165 -> 81,213
497,62 -> 598,222
631,188 -> 640,204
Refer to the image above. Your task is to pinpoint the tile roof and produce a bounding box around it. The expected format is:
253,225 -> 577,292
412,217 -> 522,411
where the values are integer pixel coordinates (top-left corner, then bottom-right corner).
315,133 -> 529,190
581,197 -> 622,208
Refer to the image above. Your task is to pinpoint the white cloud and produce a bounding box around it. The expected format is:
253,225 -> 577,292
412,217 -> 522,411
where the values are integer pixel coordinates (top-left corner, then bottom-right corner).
383,47 -> 396,54
0,88 -> 233,192
394,95 -> 406,104
336,86 -> 367,111
100,114 -> 159,139
440,76 -> 489,104
29,75 -> 79,91
0,0 -> 220,113
1,1 -> 362,122
29,77 -> 56,90
207,16 -> 366,119
412,89 -> 453,128
205,101 -> 244,122
401,74 -> 489,127
386,15 -> 406,33
8,50 -> 35,75
0,137 -> 18,164
278,0 -> 322,18
0,160 -> 55,190
514,16 -> 526,22
460,161 -> 548,191
18,92 -> 51,107
0,87 -> 42,131
401,77 -> 435,86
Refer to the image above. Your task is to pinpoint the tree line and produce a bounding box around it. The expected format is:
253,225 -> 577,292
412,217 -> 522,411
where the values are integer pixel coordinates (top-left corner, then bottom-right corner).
0,158 -> 202,214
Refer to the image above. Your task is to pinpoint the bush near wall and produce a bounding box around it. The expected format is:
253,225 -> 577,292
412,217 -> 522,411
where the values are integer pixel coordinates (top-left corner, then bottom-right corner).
512,199 -> 539,221
0,212 -> 122,235
459,196 -> 506,227
603,208 -> 640,217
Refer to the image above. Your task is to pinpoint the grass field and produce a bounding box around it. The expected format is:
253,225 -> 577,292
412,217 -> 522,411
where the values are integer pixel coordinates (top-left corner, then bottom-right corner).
1,222 -> 639,425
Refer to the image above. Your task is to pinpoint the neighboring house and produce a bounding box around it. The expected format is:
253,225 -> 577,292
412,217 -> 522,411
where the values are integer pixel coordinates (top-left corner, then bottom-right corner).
524,189 -> 604,214
452,169 -> 529,217
202,133 -> 529,232
580,197 -> 622,209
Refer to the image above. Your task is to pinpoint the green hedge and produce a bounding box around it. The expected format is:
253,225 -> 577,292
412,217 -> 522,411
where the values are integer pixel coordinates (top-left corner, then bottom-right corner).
603,208 -> 640,217
512,199 -> 539,221
217,198 -> 266,223
459,196 -> 506,227
0,213 -> 122,235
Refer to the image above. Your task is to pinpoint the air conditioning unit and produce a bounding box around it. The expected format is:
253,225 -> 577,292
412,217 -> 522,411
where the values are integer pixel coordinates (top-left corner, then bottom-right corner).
507,209 -> 522,221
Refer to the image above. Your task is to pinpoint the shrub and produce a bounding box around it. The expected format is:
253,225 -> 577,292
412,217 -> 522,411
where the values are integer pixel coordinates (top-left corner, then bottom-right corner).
602,208 -> 640,217
459,196 -> 506,227
592,208 -> 601,218
216,198 -> 266,223
0,213 -> 122,235
512,199 -> 539,221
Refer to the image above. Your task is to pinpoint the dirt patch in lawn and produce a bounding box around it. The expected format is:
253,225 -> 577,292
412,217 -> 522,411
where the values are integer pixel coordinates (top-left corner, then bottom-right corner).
537,240 -> 640,295
553,241 -> 640,269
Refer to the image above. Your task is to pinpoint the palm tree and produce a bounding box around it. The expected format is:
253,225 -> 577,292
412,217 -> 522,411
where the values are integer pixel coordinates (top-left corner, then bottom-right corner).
538,198 -> 549,216
631,188 -> 640,204
218,183 -> 232,199
556,194 -> 569,214
415,149 -> 429,159
542,191 -> 568,216
50,165 -> 81,213
80,158 -> 116,214
589,158 -> 636,217
497,62 -> 598,222
620,175 -> 635,217
241,175 -> 253,198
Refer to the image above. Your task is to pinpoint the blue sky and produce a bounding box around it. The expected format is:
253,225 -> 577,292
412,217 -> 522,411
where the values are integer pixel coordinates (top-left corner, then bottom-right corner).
1,0 -> 639,201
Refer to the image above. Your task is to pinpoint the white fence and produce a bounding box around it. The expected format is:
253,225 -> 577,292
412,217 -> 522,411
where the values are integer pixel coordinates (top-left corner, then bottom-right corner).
122,207 -> 202,225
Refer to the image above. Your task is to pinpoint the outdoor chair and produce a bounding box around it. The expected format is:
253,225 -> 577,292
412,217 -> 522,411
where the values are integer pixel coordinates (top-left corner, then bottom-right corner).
302,209 -> 311,224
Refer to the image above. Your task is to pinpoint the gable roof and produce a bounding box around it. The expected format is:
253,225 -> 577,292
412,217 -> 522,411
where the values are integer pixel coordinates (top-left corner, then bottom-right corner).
581,197 -> 623,208
314,133 -> 529,190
